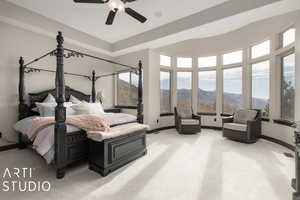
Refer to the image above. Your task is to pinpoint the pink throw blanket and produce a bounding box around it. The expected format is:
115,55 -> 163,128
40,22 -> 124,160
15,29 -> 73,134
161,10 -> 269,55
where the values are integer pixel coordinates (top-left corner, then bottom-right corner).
87,123 -> 149,142
28,114 -> 110,140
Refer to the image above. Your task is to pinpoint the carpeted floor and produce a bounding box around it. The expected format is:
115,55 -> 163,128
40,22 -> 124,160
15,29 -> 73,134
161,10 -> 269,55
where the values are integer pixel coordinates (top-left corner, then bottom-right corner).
0,129 -> 295,200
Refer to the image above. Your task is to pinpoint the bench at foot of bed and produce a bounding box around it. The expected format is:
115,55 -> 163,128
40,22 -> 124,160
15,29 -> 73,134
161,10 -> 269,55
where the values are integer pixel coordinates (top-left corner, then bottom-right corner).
88,127 -> 147,177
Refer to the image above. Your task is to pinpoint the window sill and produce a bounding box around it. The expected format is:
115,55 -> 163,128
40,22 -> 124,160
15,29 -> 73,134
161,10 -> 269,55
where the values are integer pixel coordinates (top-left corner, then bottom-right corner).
220,113 -> 233,117
115,105 -> 138,109
273,119 -> 295,127
197,112 -> 217,116
160,113 -> 174,117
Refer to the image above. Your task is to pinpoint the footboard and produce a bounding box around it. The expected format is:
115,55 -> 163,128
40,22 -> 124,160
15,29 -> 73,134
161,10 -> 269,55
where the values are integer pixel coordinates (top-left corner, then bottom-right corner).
65,130 -> 88,165
88,130 -> 147,176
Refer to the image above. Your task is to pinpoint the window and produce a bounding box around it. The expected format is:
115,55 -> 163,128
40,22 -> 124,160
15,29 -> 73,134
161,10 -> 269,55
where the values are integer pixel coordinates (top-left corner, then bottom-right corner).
281,53 -> 295,121
282,28 -> 296,48
177,72 -> 192,113
160,71 -> 172,114
251,60 -> 270,117
223,50 -> 243,65
198,56 -> 217,68
117,72 -> 139,106
223,67 -> 243,113
198,71 -> 216,113
160,55 -> 171,67
177,57 -> 192,68
251,40 -> 270,59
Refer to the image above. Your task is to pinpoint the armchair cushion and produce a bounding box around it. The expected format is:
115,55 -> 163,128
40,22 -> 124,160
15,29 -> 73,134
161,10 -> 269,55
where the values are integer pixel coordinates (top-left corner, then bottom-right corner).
181,119 -> 199,125
223,123 -> 247,132
233,109 -> 257,124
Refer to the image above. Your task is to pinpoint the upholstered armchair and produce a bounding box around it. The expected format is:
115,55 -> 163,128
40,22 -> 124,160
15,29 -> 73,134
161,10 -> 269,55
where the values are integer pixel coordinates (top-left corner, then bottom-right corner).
174,107 -> 201,134
222,109 -> 261,143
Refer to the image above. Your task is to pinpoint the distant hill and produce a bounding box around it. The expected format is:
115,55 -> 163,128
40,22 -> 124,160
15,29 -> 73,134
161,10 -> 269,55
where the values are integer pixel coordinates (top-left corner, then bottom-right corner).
120,79 -> 268,112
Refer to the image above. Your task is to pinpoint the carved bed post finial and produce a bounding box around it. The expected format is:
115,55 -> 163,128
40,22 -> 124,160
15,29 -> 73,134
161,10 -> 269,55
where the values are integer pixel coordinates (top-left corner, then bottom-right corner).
19,57 -> 25,106
137,60 -> 143,123
92,70 -> 96,103
55,31 -> 66,179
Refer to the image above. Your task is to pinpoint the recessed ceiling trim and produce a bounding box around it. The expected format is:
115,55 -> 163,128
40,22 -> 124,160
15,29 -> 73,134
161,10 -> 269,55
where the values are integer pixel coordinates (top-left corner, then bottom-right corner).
113,0 -> 283,51
0,16 -> 112,56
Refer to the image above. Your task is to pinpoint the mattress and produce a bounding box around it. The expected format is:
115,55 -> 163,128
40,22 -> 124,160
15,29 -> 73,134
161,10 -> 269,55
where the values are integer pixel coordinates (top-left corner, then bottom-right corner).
14,112 -> 137,164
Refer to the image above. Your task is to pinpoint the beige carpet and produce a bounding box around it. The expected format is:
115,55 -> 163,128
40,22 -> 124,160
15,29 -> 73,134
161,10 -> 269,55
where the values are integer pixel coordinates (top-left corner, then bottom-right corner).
0,129 -> 295,200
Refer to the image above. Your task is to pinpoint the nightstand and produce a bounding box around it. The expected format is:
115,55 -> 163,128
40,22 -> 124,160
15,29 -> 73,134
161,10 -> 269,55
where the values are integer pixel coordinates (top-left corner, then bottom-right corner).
104,108 -> 121,113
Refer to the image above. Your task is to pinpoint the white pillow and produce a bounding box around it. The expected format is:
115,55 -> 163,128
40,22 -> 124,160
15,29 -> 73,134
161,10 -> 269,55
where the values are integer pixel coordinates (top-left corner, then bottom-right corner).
44,93 -> 56,103
89,102 -> 105,115
71,102 -> 91,115
71,102 -> 104,115
36,102 -> 73,117
32,93 -> 56,113
69,95 -> 82,104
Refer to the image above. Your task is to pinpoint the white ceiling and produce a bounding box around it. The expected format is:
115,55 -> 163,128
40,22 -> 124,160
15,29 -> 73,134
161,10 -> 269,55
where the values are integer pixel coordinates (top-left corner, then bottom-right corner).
8,0 -> 229,43
2,0 -> 300,56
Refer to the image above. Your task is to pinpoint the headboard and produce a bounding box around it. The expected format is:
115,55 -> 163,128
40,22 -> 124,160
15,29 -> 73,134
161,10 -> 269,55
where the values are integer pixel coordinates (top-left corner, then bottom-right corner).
19,86 -> 91,119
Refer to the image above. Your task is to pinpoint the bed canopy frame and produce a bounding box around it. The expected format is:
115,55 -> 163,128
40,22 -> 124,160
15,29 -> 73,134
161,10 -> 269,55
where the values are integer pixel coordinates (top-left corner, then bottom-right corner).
18,31 -> 143,178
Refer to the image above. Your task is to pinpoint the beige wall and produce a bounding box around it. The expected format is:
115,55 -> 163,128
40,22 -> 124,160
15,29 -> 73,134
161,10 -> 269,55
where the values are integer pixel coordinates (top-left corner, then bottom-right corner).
0,21 -> 115,142
115,11 -> 300,145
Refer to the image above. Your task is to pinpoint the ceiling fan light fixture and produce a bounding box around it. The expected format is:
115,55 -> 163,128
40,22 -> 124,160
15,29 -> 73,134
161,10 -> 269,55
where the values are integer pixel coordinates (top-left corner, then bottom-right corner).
108,0 -> 125,12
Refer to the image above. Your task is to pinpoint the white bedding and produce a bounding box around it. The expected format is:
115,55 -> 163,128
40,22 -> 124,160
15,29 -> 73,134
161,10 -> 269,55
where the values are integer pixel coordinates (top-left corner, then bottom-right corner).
14,112 -> 137,163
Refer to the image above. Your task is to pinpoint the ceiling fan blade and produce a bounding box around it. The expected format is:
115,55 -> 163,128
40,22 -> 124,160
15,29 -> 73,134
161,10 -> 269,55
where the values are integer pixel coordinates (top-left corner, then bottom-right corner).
125,7 -> 147,23
73,0 -> 108,3
106,10 -> 117,25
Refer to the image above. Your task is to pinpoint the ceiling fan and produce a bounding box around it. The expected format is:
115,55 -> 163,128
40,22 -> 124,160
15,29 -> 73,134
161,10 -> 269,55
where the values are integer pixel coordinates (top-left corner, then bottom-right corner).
73,0 -> 147,25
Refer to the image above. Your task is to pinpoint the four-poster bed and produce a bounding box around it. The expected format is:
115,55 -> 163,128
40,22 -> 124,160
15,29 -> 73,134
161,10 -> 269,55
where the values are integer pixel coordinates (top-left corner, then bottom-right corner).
17,31 -> 145,179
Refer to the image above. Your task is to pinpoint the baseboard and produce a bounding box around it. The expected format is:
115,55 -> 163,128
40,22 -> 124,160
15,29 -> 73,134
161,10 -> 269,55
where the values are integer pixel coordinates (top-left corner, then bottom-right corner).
147,126 -> 175,134
201,126 -> 222,130
147,125 -> 222,133
0,143 -> 19,152
260,135 -> 294,151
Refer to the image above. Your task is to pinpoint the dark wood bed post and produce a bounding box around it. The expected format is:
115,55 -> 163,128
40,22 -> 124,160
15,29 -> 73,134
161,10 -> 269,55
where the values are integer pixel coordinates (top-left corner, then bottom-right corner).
18,57 -> 26,149
92,70 -> 96,103
54,31 -> 67,179
137,60 -> 143,123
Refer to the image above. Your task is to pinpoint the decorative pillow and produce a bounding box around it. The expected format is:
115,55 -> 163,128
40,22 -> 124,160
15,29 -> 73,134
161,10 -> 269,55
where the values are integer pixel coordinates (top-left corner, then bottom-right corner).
36,102 -> 73,117
233,109 -> 257,124
44,93 -> 56,103
69,95 -> 82,104
71,102 -> 92,115
32,93 -> 56,113
71,102 -> 105,115
89,102 -> 105,115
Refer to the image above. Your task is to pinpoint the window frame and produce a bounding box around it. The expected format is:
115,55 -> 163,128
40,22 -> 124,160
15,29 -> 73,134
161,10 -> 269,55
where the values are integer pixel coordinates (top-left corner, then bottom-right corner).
197,69 -> 217,114
198,55 -> 217,68
222,49 -> 243,66
160,55 -> 172,67
116,71 -> 139,108
177,57 -> 193,68
160,69 -> 173,115
250,39 -> 271,59
280,51 -> 295,121
222,66 -> 243,114
280,26 -> 296,48
176,71 -> 193,111
250,59 -> 270,118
